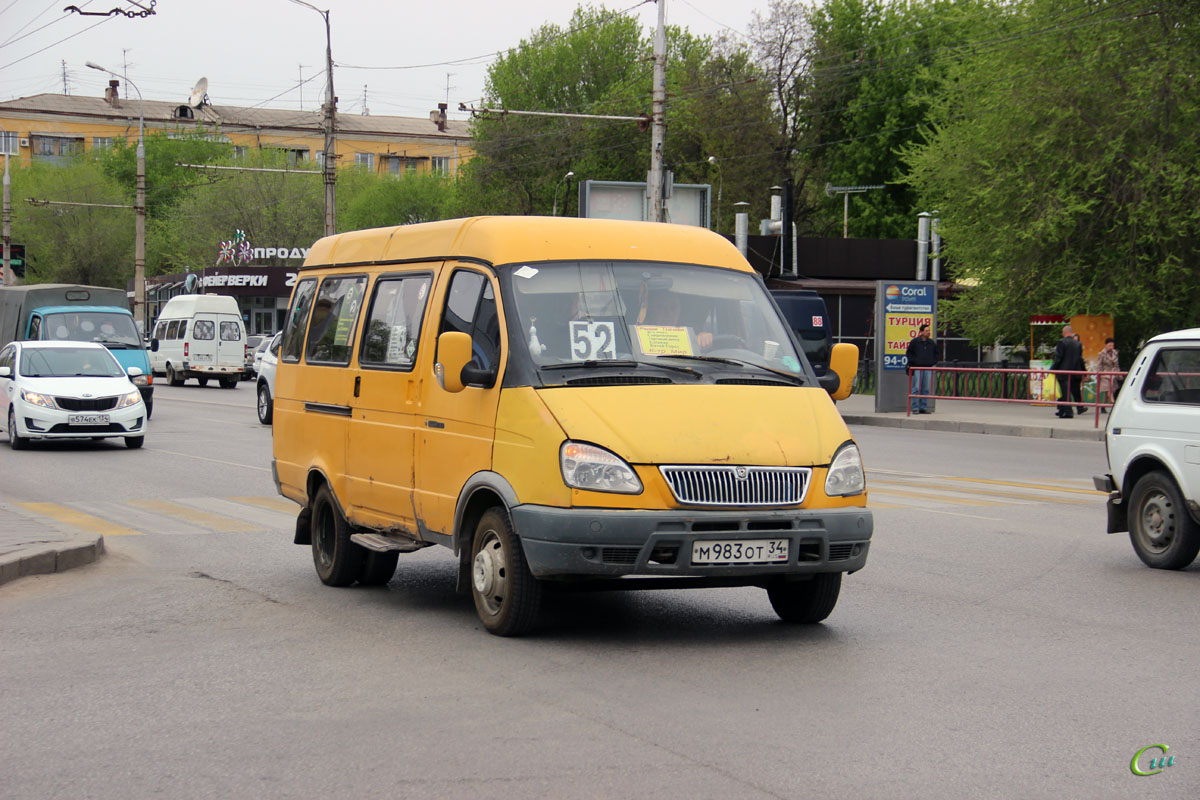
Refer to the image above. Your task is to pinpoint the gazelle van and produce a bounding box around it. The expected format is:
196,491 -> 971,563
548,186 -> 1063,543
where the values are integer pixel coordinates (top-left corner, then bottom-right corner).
149,294 -> 246,388
273,217 -> 873,636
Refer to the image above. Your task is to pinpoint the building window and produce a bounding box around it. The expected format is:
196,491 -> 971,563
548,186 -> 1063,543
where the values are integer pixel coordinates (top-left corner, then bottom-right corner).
431,156 -> 450,176
0,132 -> 17,156
92,137 -> 115,151
32,135 -> 83,163
355,152 -> 375,170
233,146 -> 248,160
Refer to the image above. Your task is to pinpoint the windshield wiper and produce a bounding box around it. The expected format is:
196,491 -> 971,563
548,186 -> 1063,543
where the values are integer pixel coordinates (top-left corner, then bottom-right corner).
656,354 -> 805,384
542,358 -> 700,378
93,338 -> 132,349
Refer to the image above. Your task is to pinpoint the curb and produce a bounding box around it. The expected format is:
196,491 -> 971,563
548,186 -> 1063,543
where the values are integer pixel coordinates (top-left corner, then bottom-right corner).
0,535 -> 105,587
841,414 -> 1105,442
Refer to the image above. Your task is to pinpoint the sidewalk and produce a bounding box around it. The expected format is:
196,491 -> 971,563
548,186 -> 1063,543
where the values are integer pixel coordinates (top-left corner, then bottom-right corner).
0,393 -> 1102,588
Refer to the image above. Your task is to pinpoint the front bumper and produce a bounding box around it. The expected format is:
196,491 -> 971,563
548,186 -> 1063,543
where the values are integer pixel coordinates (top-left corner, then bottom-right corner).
14,400 -> 146,440
511,504 -> 872,581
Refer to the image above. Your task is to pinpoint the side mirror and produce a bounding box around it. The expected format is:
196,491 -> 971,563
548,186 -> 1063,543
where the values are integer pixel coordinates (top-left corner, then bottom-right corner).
827,342 -> 859,401
435,331 -> 473,393
150,338 -> 159,352
461,363 -> 497,389
126,366 -> 144,378
0,366 -> 10,378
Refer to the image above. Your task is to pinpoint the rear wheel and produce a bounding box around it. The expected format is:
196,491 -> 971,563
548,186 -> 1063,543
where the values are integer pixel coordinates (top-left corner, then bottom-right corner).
256,383 -> 273,424
311,484 -> 364,586
197,377 -> 209,387
8,407 -> 28,450
219,377 -> 237,389
125,435 -> 144,449
470,507 -> 542,636
167,364 -> 184,387
767,572 -> 842,623
358,551 -> 400,586
1129,471 -> 1200,570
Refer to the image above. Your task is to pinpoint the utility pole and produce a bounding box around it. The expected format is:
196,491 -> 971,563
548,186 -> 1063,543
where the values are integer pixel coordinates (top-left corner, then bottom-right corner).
648,0 -> 667,223
61,60 -> 70,94
290,0 -> 337,236
298,63 -> 310,110
2,128 -> 12,286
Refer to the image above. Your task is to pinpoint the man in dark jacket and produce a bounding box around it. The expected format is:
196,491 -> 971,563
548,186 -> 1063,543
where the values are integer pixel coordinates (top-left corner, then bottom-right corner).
1051,324 -> 1085,418
906,323 -> 938,413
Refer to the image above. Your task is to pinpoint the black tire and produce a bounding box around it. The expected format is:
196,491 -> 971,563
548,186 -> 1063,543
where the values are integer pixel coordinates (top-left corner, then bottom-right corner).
125,435 -> 144,449
470,507 -> 542,636
8,407 -> 28,451
256,382 -> 273,425
197,377 -> 209,387
767,572 -> 842,623
219,377 -> 237,389
311,484 -> 364,586
358,551 -> 400,586
167,364 -> 184,387
144,398 -> 153,419
1128,471 -> 1200,570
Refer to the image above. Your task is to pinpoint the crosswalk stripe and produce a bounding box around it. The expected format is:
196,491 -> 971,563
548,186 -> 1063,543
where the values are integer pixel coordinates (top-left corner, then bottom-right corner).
231,495 -> 299,514
16,502 -> 142,536
128,499 -> 263,533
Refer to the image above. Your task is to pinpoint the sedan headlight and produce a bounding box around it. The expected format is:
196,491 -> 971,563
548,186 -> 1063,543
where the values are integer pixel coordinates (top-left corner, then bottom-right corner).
825,442 -> 865,496
560,441 -> 643,494
20,390 -> 57,409
115,390 -> 143,409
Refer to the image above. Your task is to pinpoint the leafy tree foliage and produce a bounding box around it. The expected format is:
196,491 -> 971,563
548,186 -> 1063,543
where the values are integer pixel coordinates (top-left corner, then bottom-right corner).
97,129 -> 229,219
904,0 -> 1200,348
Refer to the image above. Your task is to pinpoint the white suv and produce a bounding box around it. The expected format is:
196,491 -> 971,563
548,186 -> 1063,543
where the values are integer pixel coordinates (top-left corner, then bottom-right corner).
256,332 -> 282,425
1094,328 -> 1200,569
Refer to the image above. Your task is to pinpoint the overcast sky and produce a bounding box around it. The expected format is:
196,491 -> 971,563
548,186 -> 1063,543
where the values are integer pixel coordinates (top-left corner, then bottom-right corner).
2,0 -> 773,120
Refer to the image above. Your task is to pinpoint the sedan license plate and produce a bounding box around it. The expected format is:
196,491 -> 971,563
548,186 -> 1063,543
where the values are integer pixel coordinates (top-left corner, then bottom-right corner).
692,538 -> 788,565
68,414 -> 109,425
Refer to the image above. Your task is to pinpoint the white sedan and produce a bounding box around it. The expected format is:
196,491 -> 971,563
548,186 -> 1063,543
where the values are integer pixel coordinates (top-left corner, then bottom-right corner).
1,340 -> 148,450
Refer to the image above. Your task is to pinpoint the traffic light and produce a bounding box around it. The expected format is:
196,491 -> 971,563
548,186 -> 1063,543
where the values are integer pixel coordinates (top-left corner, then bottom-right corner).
5,243 -> 24,279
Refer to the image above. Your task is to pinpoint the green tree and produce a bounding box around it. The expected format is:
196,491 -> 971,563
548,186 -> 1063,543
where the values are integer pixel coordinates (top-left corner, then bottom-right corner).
97,128 -> 230,219
340,173 -> 460,230
904,0 -> 1200,349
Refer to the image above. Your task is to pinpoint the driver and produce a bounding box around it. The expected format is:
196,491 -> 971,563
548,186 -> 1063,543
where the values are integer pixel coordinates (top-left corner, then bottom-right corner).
645,291 -> 713,349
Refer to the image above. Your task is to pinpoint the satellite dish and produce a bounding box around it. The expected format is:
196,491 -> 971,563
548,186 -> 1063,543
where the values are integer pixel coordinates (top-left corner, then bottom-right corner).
188,77 -> 208,109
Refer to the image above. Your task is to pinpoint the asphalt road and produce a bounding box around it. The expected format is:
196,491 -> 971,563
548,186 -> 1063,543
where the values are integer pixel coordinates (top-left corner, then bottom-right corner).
1,383 -> 1196,799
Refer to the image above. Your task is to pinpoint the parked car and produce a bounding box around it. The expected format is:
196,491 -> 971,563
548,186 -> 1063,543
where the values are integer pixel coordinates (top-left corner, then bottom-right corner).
244,334 -> 266,378
0,340 -> 148,449
256,332 -> 281,425
1094,328 -> 1200,569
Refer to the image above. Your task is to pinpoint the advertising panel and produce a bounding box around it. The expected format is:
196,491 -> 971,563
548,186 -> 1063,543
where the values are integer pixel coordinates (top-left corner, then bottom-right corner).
882,282 -> 935,371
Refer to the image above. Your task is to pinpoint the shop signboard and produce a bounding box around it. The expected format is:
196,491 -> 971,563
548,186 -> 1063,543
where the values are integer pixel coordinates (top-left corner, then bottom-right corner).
874,280 -> 938,412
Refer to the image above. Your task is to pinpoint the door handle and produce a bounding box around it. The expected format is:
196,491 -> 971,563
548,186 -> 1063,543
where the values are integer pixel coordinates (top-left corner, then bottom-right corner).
354,375 -> 361,397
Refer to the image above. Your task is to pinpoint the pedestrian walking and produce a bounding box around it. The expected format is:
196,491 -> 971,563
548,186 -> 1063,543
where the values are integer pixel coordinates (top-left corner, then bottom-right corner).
1095,337 -> 1120,411
1051,324 -> 1085,418
906,323 -> 938,414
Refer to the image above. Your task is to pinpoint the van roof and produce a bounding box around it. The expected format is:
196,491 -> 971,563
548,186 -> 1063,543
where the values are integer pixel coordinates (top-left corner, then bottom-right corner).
1148,328 -> 1200,344
302,216 -> 754,273
158,294 -> 241,316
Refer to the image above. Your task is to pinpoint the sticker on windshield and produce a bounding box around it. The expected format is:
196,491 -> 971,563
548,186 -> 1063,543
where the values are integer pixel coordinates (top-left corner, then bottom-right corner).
569,320 -> 617,361
513,266 -> 539,279
634,325 -> 694,356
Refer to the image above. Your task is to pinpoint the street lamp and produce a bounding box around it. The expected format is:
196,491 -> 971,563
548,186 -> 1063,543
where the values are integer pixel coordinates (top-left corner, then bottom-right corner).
707,156 -> 722,232
552,170 -> 574,216
289,0 -> 337,236
87,61 -> 145,329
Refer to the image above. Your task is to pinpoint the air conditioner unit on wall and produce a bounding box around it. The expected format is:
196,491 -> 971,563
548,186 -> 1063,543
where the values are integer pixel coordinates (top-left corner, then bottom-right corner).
19,138 -> 29,148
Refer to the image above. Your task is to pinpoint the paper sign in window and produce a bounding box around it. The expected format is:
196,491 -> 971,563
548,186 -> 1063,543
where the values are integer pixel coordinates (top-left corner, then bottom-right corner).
634,325 -> 694,356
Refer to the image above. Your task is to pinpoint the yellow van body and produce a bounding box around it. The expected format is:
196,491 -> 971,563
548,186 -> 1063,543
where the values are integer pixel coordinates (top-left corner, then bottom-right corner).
273,217 -> 872,635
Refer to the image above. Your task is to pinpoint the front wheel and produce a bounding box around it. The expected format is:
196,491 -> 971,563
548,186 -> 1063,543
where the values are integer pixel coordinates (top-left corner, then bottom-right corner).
311,484 -> 364,586
125,435 -> 144,449
257,383 -> 273,424
470,508 -> 542,636
167,364 -> 184,387
144,398 -> 153,419
767,572 -> 842,623
8,407 -> 28,450
1129,471 -> 1200,570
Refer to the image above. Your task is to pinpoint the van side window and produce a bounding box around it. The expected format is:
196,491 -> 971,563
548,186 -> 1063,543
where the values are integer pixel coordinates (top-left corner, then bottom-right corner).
360,275 -> 432,369
220,321 -> 241,341
194,320 -> 215,340
154,321 -> 165,339
1142,348 -> 1200,405
166,320 -> 179,339
438,270 -> 501,371
305,276 -> 367,365
282,278 -> 318,363
28,317 -> 42,340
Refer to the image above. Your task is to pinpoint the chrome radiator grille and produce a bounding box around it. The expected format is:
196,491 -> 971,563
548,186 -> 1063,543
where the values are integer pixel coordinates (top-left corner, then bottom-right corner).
659,465 -> 811,506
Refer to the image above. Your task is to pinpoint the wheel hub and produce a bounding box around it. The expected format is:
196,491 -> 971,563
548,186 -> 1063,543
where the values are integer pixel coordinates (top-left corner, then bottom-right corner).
473,547 -> 497,595
1141,494 -> 1173,549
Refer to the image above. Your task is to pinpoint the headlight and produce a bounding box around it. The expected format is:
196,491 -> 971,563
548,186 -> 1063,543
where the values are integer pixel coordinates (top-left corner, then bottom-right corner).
825,443 -> 865,496
560,441 -> 643,494
115,390 -> 143,409
20,390 -> 57,409
131,373 -> 151,386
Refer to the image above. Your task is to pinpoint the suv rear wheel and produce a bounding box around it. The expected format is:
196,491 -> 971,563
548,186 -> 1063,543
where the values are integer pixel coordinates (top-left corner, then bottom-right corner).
1129,471 -> 1200,570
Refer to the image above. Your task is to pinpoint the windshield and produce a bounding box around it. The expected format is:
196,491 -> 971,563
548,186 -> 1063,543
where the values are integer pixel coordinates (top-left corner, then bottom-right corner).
44,311 -> 142,348
506,261 -> 809,381
19,346 -> 125,378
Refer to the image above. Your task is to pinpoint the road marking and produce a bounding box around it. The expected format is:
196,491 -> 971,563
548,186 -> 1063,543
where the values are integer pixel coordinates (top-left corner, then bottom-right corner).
128,499 -> 263,533
16,502 -> 142,536
870,478 -> 1095,505
869,468 -> 1105,496
231,495 -> 299,513
867,487 -> 1011,506
145,447 -> 270,472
